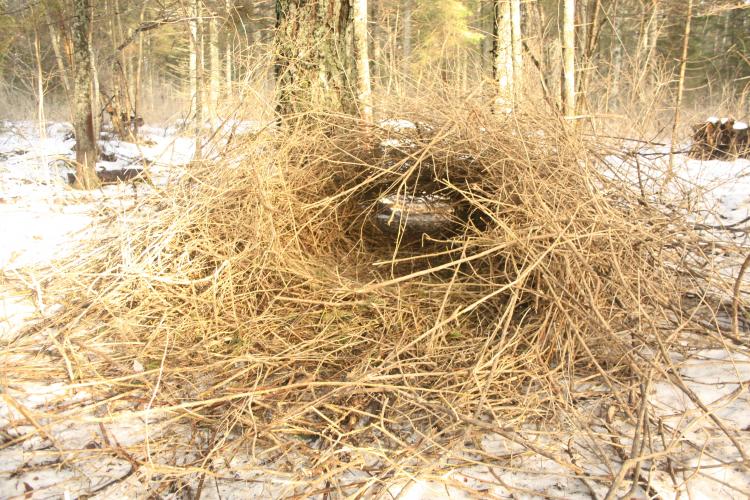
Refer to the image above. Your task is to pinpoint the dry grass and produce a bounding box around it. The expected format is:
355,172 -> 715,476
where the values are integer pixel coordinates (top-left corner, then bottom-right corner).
4,85 -> 749,496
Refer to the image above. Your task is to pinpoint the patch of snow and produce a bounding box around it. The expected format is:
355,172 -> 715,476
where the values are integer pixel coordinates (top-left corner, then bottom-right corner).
380,137 -> 415,148
379,118 -> 417,132
604,151 -> 750,227
132,359 -> 144,373
45,122 -> 73,137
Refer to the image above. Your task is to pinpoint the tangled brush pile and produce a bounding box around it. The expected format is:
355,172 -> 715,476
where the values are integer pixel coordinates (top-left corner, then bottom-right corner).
37,97 -> 738,490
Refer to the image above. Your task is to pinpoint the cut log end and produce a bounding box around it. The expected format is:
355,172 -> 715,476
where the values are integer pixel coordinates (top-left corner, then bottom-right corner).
690,117 -> 750,160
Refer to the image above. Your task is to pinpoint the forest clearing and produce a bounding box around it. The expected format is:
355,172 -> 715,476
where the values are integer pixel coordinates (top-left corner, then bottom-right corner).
1,1 -> 750,499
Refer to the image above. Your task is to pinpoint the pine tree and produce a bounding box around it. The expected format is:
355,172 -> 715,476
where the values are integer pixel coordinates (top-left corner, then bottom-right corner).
275,0 -> 362,116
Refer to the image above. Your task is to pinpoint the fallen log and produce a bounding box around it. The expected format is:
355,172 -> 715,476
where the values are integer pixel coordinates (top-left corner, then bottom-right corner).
66,167 -> 145,186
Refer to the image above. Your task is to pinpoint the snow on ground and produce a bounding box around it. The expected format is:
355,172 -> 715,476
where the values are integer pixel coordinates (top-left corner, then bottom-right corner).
604,144 -> 750,229
1,123 -> 749,498
0,120 -> 197,341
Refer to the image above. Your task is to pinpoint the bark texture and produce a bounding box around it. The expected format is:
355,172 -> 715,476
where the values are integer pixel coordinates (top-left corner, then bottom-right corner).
353,0 -> 372,122
667,0 -> 693,176
190,0 -> 203,158
369,0 -> 382,86
402,0 -> 412,71
72,0 -> 100,189
225,0 -> 233,97
562,0 -> 576,118
275,0 -> 357,116
494,0 -> 513,112
209,10 -> 220,121
45,8 -> 71,96
510,0 -> 522,95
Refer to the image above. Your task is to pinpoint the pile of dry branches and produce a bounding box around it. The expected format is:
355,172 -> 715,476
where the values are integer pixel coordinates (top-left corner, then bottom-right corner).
15,94 -> 748,494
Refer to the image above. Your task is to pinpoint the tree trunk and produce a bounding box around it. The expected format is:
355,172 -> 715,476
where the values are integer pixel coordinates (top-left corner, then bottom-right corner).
386,9 -> 397,92
250,1 -> 262,46
189,4 -> 198,117
72,0 -> 100,189
209,9 -> 220,122
225,0 -> 233,98
275,0 -> 358,116
494,0 -> 513,112
608,0 -> 622,109
645,0 -> 660,87
191,0 -> 204,158
561,0 -> 576,118
353,0 -> 373,122
91,37 -> 101,141
106,0 -> 126,139
134,1 -> 147,134
34,27 -> 45,133
33,25 -> 52,188
667,0 -> 694,179
369,0 -> 382,87
480,0 -> 492,73
402,0 -> 412,72
45,9 -> 71,98
647,1 -> 659,57
578,0 -> 601,113
199,9 -> 207,121
114,0 -> 132,116
510,0 -> 522,97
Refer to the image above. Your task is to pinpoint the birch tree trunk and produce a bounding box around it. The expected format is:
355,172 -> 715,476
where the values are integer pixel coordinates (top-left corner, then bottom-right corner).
189,5 -> 197,117
579,0 -> 601,111
225,0 -> 233,98
645,0 -> 660,87
114,0 -> 132,116
647,1 -> 659,57
45,9 -> 71,98
198,9 -> 207,121
91,39 -> 101,141
134,1 -> 147,133
353,0 -> 373,122
402,0 -> 413,72
609,0 -> 622,109
480,0 -> 492,73
369,0 -> 382,88
667,0 -> 693,179
34,27 -> 45,133
251,1 -> 262,46
494,0 -> 513,113
33,25 -> 52,188
561,0 -> 576,118
105,0 -> 126,138
192,0 -> 204,158
510,0 -> 522,97
72,0 -> 100,189
209,9 -> 220,122
275,0 -> 358,116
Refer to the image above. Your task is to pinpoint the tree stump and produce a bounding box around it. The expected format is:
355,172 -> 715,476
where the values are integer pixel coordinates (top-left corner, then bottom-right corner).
690,117 -> 749,160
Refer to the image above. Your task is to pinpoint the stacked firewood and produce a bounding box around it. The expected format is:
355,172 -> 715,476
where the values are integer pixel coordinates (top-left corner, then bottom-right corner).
689,117 -> 749,160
